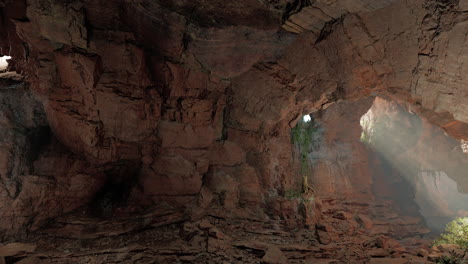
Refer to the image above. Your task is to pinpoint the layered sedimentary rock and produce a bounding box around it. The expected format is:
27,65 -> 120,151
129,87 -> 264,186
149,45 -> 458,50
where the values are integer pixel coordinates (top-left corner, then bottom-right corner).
0,76 -> 106,239
0,0 -> 467,262
282,0 -> 400,33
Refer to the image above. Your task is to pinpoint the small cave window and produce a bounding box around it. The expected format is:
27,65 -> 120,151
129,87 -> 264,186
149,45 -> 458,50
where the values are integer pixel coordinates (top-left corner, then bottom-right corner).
303,114 -> 311,122
0,56 -> 12,71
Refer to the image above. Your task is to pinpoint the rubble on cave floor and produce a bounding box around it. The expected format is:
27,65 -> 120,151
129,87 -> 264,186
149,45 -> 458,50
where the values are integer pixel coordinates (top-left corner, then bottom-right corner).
1,197 -> 464,264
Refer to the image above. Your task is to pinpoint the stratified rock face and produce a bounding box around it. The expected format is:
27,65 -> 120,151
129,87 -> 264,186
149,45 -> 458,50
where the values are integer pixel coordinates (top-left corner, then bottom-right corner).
282,0 -> 400,33
0,0 -> 304,237
0,78 -> 105,238
0,1 -> 466,261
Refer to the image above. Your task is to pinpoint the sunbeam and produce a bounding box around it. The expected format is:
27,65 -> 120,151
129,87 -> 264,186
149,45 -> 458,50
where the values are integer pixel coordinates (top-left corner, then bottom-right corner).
360,97 -> 468,231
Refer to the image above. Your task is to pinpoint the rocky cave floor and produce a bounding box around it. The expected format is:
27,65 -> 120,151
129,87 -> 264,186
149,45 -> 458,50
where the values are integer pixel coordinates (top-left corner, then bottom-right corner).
2,197 -> 465,264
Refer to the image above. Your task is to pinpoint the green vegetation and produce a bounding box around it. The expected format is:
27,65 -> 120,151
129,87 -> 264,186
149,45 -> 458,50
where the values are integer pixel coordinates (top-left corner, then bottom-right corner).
284,188 -> 315,202
291,116 -> 321,174
434,217 -> 468,250
288,115 -> 321,201
285,189 -> 303,200
435,254 -> 466,264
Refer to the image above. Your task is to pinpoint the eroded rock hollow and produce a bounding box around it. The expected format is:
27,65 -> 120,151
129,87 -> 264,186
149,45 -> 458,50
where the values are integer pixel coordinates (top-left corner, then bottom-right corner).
0,0 -> 467,263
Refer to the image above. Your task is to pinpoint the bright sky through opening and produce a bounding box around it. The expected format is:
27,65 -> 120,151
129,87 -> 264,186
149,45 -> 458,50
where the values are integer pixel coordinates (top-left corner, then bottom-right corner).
0,56 -> 11,71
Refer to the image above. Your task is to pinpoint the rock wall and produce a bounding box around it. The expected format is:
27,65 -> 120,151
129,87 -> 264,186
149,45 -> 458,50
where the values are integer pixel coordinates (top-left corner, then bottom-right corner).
0,77 -> 105,239
0,0 -> 467,241
308,98 -> 375,200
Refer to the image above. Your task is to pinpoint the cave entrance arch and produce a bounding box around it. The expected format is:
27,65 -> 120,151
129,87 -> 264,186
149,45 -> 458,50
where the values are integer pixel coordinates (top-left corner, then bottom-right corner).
359,97 -> 468,232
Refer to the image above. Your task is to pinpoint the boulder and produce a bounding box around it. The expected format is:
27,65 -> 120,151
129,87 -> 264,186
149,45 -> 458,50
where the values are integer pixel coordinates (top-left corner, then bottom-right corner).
261,246 -> 288,264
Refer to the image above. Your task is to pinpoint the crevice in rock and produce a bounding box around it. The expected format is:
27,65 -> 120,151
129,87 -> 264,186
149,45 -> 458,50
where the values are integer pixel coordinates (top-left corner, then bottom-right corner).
281,0 -> 312,23
88,164 -> 140,218
315,16 -> 345,44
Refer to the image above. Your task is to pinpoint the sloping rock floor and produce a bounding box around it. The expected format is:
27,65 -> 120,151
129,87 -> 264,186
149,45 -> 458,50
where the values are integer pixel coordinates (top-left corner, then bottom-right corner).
0,197 -> 466,264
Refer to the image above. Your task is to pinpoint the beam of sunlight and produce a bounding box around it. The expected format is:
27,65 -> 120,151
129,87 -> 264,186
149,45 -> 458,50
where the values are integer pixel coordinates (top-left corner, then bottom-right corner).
360,97 -> 468,231
416,170 -> 468,230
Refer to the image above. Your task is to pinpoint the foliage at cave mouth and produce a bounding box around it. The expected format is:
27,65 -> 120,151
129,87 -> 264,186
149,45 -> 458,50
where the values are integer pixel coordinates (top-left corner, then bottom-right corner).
291,115 -> 321,175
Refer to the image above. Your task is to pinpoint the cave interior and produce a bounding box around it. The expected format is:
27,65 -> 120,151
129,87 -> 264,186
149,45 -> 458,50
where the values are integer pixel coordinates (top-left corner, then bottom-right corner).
0,0 -> 467,263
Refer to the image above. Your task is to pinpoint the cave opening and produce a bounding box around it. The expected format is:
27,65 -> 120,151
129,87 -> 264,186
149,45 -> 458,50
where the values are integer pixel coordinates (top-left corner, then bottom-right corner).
0,55 -> 11,72
88,164 -> 140,218
359,97 -> 468,233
